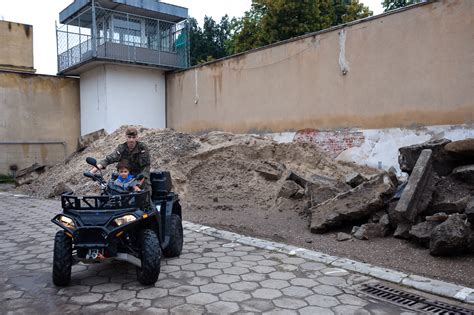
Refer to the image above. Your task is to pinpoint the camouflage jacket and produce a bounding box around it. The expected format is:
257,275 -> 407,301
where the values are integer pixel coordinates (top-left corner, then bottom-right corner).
100,141 -> 151,183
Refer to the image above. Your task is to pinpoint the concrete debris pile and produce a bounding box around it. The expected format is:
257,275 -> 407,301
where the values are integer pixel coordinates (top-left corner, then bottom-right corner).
304,137 -> 474,257
18,126 -> 379,210
394,138 -> 474,256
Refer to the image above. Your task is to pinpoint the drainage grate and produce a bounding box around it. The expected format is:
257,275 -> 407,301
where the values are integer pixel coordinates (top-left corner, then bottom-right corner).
360,283 -> 473,315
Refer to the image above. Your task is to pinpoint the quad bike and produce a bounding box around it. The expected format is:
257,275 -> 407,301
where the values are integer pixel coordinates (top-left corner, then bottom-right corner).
51,157 -> 183,286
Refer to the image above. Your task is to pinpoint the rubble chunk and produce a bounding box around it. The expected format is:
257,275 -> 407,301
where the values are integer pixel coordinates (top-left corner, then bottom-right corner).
394,149 -> 434,223
409,221 -> 441,248
425,212 -> 449,222
15,163 -> 46,186
429,214 -> 471,256
444,138 -> 474,157
452,165 -> 474,184
278,180 -> 301,199
465,197 -> 474,224
345,172 -> 366,188
255,162 -> 283,181
398,138 -> 457,176
78,129 -> 107,151
336,232 -> 351,241
352,223 -> 386,240
310,173 -> 396,234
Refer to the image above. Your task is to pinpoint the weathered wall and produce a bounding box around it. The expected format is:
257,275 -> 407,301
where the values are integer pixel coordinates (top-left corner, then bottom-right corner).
80,64 -> 166,135
0,20 -> 35,73
264,124 -> 474,175
167,0 -> 474,133
0,72 -> 80,174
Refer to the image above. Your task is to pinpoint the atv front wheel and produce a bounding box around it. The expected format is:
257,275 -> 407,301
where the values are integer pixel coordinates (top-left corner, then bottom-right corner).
163,214 -> 183,257
136,229 -> 161,285
52,231 -> 73,286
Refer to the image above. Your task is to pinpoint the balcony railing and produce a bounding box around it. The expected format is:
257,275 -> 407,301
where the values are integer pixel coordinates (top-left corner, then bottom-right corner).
56,6 -> 189,74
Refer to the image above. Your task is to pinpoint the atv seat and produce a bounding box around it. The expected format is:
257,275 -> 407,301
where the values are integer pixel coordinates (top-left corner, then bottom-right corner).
150,171 -> 172,200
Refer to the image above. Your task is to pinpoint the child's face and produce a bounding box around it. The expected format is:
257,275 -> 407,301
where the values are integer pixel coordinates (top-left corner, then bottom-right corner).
118,168 -> 129,179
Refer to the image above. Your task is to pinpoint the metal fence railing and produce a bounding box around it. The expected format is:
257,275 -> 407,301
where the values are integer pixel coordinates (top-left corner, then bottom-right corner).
56,5 -> 189,73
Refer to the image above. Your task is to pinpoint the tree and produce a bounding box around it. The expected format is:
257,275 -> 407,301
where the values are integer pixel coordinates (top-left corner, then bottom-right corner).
382,0 -> 421,12
188,15 -> 234,65
228,0 -> 372,54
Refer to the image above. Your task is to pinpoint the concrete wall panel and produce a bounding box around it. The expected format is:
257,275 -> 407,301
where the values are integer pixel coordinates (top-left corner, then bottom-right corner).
80,64 -> 166,135
0,72 -> 80,174
0,21 -> 34,72
166,0 -> 474,133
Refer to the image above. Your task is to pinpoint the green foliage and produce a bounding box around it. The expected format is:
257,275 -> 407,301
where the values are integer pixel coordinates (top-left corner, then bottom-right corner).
0,174 -> 15,183
229,0 -> 373,54
189,0 -> 373,64
189,15 -> 233,65
382,0 -> 420,12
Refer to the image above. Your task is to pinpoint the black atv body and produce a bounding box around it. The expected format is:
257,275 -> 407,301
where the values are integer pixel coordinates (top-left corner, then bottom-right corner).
51,161 -> 183,286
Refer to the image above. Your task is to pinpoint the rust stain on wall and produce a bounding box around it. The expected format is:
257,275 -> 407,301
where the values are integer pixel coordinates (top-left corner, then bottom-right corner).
40,144 -> 48,161
21,144 -> 30,157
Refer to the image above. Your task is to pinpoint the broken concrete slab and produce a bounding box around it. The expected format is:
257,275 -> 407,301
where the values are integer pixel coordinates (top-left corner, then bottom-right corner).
409,221 -> 441,248
394,149 -> 434,224
336,232 -> 351,241
309,173 -> 396,234
345,172 -> 367,188
452,165 -> 474,184
398,138 -> 460,176
466,197 -> 474,224
15,163 -> 46,186
430,214 -> 471,256
352,223 -> 386,240
278,180 -> 301,199
77,128 -> 107,151
255,162 -> 283,181
444,138 -> 474,157
425,176 -> 472,215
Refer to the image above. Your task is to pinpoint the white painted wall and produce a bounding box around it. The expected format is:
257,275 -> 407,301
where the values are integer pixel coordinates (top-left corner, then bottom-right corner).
264,124 -> 474,175
80,64 -> 166,135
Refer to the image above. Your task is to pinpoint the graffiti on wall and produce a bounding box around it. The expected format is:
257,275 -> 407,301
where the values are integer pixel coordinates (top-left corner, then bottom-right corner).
293,128 -> 365,158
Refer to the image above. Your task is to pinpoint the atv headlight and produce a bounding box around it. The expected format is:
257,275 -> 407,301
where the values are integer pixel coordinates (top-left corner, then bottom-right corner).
114,214 -> 136,226
58,215 -> 76,229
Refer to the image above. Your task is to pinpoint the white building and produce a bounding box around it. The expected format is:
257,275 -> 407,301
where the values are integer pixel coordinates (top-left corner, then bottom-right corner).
57,0 -> 189,135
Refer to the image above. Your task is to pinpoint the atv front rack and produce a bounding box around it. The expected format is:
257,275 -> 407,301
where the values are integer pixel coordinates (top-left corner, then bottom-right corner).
61,191 -> 149,210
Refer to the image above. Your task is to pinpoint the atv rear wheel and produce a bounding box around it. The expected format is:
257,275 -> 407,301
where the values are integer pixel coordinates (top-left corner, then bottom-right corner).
163,214 -> 183,258
136,229 -> 161,285
52,231 -> 73,286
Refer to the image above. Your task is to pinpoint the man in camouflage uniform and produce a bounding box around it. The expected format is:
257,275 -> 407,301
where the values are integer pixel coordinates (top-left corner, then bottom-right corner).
92,127 -> 151,192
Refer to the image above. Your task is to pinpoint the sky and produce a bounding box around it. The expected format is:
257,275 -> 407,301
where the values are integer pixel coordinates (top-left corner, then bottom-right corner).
0,0 -> 383,75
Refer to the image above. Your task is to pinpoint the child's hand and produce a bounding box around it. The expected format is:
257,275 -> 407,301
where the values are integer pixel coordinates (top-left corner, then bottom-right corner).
133,186 -> 141,192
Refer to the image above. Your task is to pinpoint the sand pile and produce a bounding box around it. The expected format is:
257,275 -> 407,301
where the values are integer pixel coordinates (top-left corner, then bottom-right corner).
18,126 -> 379,214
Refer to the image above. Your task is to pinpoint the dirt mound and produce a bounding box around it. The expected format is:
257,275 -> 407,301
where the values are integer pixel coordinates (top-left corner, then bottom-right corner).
18,126 -> 379,213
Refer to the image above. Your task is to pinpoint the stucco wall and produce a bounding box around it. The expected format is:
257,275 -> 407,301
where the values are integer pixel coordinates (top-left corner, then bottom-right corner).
0,72 -> 80,174
80,64 -> 166,135
166,0 -> 474,133
0,21 -> 35,73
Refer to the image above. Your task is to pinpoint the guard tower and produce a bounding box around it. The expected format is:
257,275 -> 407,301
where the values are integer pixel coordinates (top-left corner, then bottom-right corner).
56,0 -> 189,135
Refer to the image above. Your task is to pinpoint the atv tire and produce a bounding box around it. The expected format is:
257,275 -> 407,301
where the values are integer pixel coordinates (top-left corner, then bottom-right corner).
136,229 -> 161,285
52,231 -> 73,286
163,214 -> 183,258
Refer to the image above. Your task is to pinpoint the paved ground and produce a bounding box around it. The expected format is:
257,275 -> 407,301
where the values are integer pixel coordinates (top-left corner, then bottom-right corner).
0,194 -> 426,314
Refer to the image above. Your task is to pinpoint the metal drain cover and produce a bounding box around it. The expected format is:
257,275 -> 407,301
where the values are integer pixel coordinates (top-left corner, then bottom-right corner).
360,283 -> 473,314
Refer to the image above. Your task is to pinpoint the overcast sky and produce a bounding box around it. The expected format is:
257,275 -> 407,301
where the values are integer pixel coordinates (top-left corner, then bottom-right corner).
0,0 -> 383,75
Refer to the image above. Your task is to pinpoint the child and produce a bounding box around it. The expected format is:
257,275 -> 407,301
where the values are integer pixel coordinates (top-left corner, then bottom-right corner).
114,162 -> 141,192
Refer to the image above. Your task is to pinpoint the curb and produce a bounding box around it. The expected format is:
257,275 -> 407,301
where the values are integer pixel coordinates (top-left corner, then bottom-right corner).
183,221 -> 474,305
